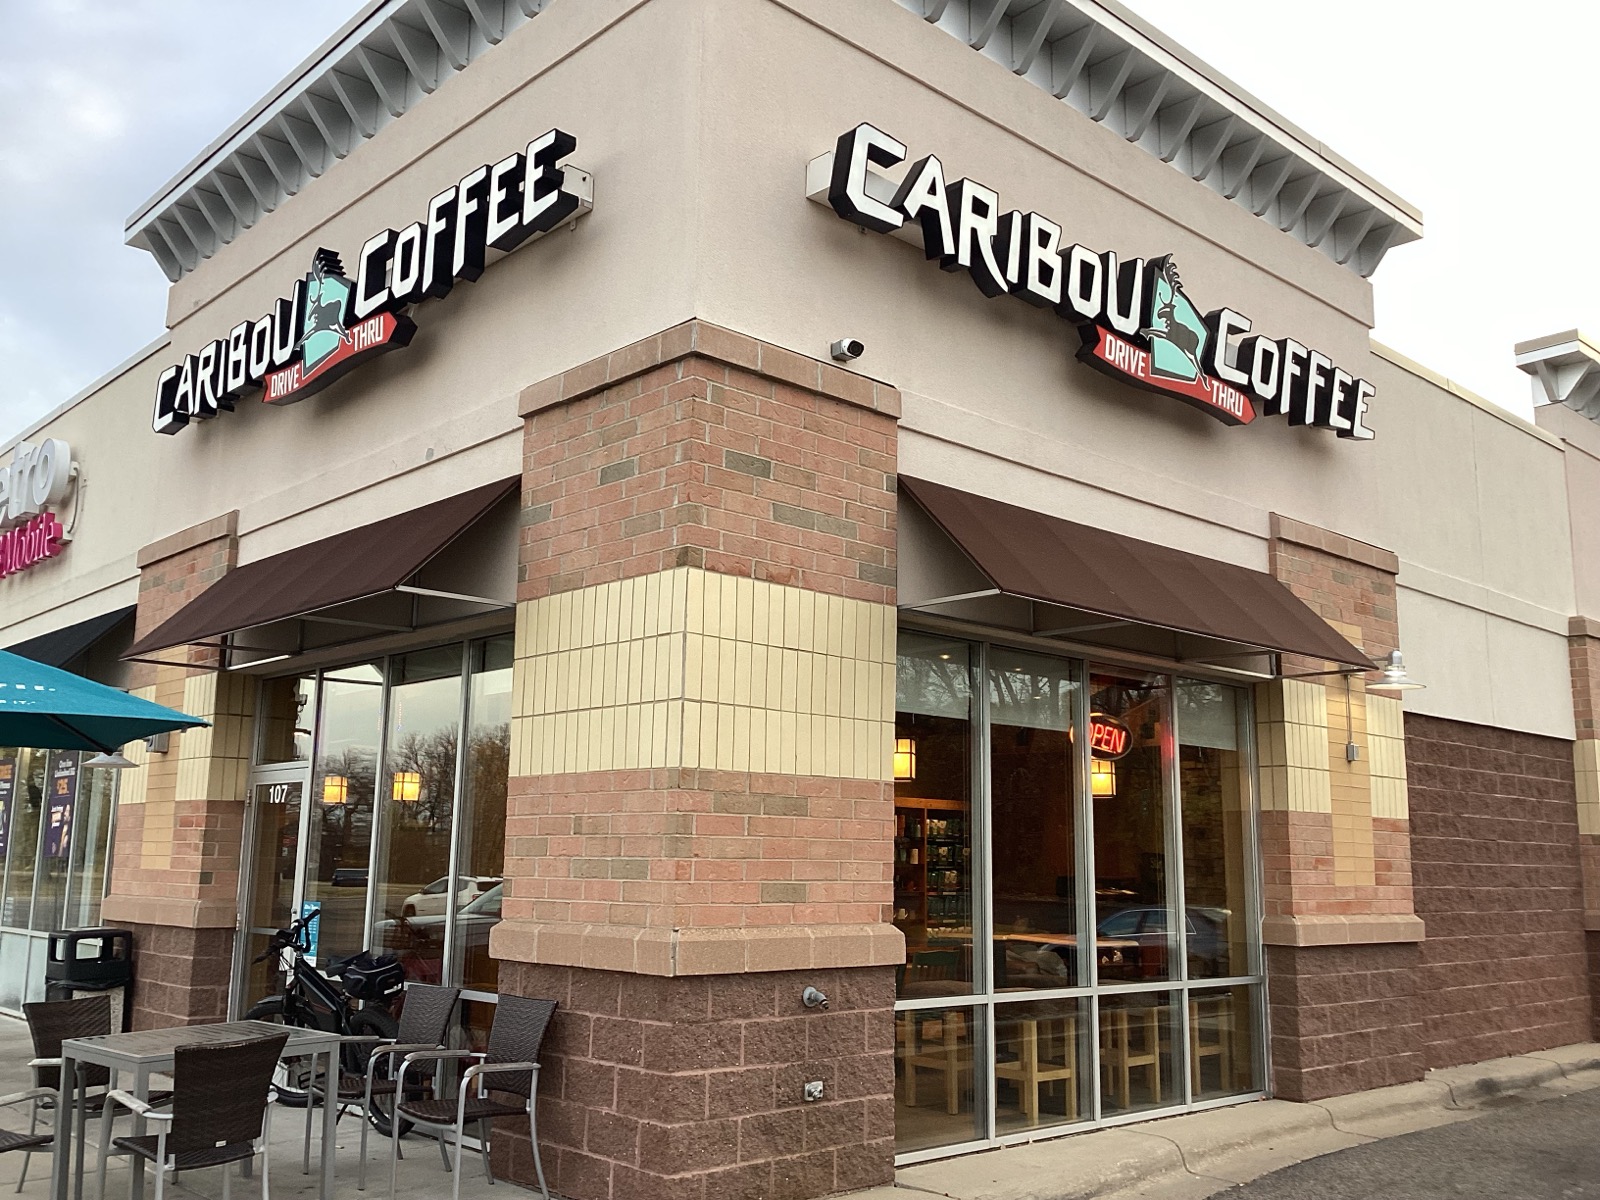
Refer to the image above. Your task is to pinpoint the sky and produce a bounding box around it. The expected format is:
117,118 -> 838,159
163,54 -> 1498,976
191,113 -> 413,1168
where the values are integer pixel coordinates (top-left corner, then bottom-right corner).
0,1 -> 1589,438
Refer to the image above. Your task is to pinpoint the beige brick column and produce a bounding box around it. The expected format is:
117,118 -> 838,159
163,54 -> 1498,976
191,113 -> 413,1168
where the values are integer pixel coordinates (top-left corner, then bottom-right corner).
102,514 -> 253,1028
1257,516 -> 1425,1100
491,321 -> 901,1200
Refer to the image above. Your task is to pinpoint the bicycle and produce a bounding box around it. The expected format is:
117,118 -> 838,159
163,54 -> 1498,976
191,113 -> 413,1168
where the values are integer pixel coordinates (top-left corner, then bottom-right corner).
242,910 -> 412,1136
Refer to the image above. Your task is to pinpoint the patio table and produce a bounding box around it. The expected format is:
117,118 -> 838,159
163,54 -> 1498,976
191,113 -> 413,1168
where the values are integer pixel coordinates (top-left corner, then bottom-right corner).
48,1019 -> 342,1200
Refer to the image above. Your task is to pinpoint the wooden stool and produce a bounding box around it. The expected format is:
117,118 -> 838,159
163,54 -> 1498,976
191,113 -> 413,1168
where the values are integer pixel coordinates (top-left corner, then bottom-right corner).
1189,996 -> 1234,1094
995,1013 -> 1078,1123
900,1010 -> 973,1116
1100,1005 -> 1163,1108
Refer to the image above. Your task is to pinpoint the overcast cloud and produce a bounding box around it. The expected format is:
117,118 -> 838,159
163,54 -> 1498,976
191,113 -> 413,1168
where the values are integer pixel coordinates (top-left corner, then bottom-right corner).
0,1 -> 1592,439
0,0 -> 345,438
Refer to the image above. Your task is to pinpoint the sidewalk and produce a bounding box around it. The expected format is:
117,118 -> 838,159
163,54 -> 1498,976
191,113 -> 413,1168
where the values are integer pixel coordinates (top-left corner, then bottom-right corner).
846,1043 -> 1600,1200
0,1015 -> 500,1200
6,1013 -> 1597,1200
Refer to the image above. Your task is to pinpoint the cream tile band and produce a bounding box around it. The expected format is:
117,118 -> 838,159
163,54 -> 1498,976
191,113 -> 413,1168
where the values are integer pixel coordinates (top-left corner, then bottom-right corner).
511,568 -> 898,780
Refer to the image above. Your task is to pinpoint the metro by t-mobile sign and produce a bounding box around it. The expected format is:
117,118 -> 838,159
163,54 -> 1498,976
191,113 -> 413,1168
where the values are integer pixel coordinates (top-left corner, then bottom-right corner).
820,124 -> 1375,439
0,440 -> 73,580
153,129 -> 590,435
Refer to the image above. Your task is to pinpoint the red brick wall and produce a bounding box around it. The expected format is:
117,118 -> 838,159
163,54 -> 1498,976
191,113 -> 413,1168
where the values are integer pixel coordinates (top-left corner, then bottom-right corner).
1267,514 -> 1399,676
125,923 -> 234,1029
1264,942 -> 1423,1101
518,322 -> 898,607
1405,713 -> 1591,1068
504,768 -> 892,936
496,963 -> 895,1200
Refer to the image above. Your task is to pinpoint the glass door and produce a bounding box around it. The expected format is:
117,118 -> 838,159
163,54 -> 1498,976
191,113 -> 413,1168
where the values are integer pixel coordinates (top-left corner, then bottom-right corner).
234,771 -> 309,1014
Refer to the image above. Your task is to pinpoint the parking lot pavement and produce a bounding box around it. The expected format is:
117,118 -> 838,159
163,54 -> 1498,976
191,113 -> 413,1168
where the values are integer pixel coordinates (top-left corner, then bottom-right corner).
1215,1087 -> 1600,1200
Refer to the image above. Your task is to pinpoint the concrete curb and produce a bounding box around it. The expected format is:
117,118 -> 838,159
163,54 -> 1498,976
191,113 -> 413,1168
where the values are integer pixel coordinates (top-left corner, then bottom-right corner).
860,1042 -> 1600,1200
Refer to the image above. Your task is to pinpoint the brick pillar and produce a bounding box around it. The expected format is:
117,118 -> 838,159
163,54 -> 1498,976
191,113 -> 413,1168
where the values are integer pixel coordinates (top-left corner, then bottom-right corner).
1567,616 -> 1600,1038
102,513 -> 252,1029
1257,516 -> 1425,1100
491,321 -> 902,1200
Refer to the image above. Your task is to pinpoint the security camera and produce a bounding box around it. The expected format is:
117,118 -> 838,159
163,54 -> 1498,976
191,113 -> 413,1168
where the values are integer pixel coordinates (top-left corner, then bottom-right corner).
830,338 -> 865,362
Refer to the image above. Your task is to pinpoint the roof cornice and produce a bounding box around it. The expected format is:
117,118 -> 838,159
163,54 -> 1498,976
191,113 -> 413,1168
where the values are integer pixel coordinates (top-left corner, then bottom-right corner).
125,0 -> 552,281
127,0 -> 1423,283
902,0 -> 1422,276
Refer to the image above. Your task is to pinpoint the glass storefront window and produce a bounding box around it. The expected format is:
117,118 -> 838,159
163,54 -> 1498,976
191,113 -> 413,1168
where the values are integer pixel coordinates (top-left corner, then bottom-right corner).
372,647 -> 463,982
891,632 -> 1263,1159
990,650 -> 1081,991
305,662 -> 384,965
1090,669 -> 1175,984
257,675 -> 314,765
2,752 -> 46,931
1177,681 -> 1252,980
894,634 -> 975,1001
456,636 -> 512,998
237,637 -> 516,1028
994,996 -> 1090,1133
63,761 -> 116,928
894,1005 -> 981,1153
1098,991 -> 1180,1117
1187,984 -> 1259,1099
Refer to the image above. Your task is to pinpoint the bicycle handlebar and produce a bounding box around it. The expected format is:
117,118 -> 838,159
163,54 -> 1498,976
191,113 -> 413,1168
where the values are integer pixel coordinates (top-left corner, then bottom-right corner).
251,909 -> 320,962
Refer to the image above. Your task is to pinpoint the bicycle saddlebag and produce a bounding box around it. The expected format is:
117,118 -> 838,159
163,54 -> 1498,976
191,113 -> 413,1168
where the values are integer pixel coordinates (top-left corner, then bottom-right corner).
340,951 -> 405,1000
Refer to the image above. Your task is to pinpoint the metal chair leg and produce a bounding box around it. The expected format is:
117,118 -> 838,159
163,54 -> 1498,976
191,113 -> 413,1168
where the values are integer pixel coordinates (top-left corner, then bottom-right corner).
95,1097 -> 116,1200
478,1120 -> 494,1184
261,1101 -> 274,1200
437,1132 -> 452,1172
358,1072 -> 373,1192
15,1102 -> 38,1192
451,1125 -> 464,1200
388,1111 -> 401,1200
221,1160 -> 231,1200
528,1106 -> 549,1200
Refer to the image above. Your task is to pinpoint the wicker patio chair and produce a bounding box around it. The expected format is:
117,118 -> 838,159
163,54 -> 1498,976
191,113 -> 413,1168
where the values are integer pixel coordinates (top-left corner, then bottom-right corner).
388,995 -> 557,1200
16,995 -> 173,1194
93,1032 -> 289,1200
0,1088 -> 55,1181
302,982 -> 462,1190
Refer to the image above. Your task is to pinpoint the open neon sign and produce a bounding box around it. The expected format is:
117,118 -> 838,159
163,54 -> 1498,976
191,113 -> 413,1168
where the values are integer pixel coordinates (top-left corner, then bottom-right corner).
1088,713 -> 1131,760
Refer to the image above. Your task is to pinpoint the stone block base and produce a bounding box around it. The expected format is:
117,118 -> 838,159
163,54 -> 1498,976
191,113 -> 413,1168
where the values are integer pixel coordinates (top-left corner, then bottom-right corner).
491,962 -> 895,1200
1265,941 -> 1424,1101
125,923 -> 234,1029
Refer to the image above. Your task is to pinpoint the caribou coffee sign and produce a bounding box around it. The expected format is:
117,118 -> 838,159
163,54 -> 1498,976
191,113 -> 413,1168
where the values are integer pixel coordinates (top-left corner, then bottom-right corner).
824,124 -> 1375,439
0,440 -> 72,580
153,129 -> 589,435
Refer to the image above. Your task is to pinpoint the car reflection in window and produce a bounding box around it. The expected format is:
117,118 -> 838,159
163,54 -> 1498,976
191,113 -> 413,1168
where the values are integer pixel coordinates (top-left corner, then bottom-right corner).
374,882 -> 503,986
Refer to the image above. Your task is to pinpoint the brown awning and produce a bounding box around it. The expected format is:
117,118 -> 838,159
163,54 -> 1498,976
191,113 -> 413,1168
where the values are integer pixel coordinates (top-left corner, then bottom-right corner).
127,477 -> 518,659
900,477 -> 1370,669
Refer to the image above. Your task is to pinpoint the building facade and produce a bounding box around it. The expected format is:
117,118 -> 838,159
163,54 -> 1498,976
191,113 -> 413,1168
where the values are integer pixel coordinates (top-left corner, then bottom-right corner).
2,1 -> 1598,1197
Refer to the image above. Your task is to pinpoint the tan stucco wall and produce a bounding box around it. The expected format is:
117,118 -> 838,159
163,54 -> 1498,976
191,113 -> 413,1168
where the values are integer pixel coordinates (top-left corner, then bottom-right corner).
0,0 -> 1580,739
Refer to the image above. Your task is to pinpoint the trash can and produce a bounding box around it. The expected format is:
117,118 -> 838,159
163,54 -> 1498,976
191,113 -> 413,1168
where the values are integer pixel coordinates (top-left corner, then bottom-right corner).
45,928 -> 134,1030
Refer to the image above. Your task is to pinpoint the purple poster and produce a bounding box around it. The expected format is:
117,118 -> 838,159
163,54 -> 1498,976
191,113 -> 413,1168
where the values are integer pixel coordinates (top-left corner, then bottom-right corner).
44,752 -> 78,859
0,756 -> 14,858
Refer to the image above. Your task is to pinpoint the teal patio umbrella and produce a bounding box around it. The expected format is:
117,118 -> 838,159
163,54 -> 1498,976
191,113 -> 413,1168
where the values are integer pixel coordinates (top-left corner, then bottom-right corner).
0,650 -> 207,753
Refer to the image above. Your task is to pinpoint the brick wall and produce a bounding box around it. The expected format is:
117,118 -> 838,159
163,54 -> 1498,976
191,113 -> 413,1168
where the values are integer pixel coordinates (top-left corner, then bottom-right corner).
503,768 -> 893,953
103,513 -> 249,1029
495,963 -> 895,1200
1267,514 -> 1399,677
518,321 -> 898,607
124,924 -> 234,1030
1258,516 -> 1425,1101
496,321 -> 903,1200
1264,942 -> 1423,1101
1406,713 -> 1592,1068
